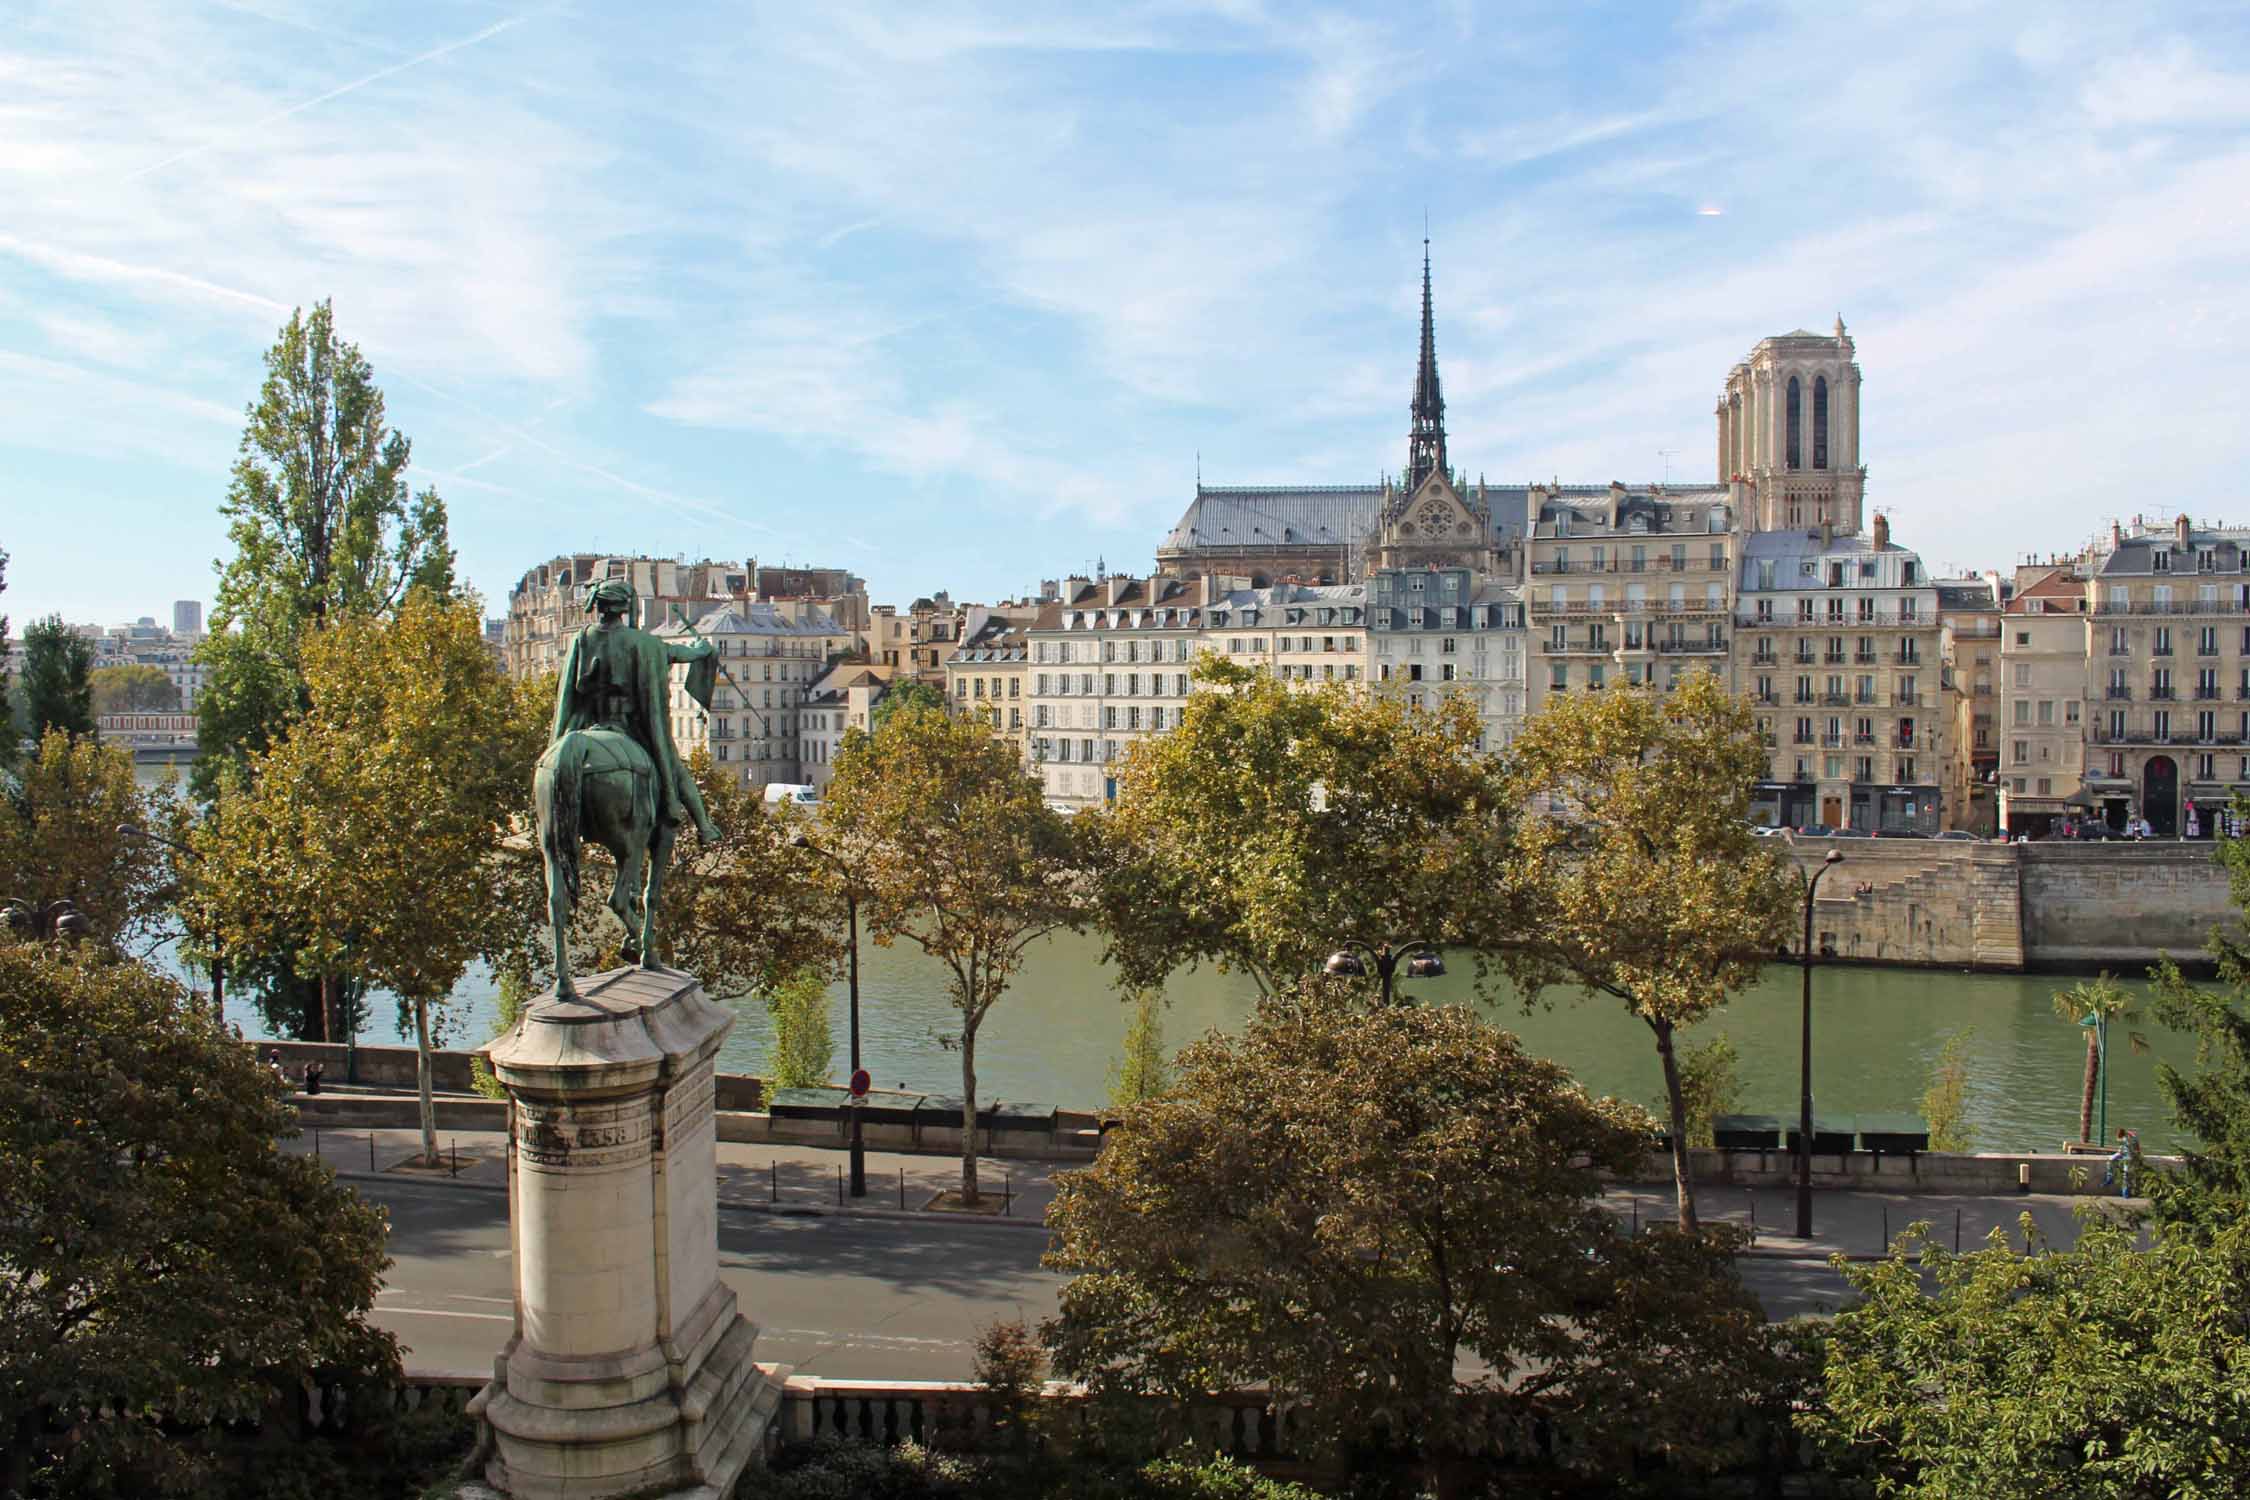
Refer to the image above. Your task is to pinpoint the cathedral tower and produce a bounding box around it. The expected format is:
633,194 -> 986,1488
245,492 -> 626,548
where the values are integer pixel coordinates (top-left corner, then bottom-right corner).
1717,317 -> 1865,534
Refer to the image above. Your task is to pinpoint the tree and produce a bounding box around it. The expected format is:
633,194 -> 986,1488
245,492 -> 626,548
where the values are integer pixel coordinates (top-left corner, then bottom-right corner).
1660,1032 -> 1743,1149
647,748 -> 840,997
822,701 -> 1084,1204
1807,1213 -> 2250,1497
1045,988 -> 1803,1496
0,546 -> 12,773
1923,1029 -> 1975,1153
1503,674 -> 1796,1234
1086,655 -> 1515,998
194,300 -> 454,797
2053,974 -> 2144,1145
89,663 -> 181,715
0,729 -> 181,955
0,945 -> 398,1497
1107,987 -> 1170,1109
17,614 -> 95,741
192,592 -> 542,1165
872,678 -> 945,734
765,966 -> 835,1090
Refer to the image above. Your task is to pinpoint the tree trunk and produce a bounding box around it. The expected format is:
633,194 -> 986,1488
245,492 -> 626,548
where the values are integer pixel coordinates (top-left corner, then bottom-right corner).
414,996 -> 438,1168
320,971 -> 339,1045
2079,1028 -> 2099,1144
1652,1017 -> 1700,1234
959,1025 -> 980,1206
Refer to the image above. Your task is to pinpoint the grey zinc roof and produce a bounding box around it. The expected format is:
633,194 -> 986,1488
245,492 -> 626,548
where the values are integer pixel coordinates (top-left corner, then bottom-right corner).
668,603 -> 846,637
1161,486 -> 1381,553
1933,580 -> 1997,610
1161,482 -> 1552,556
2095,530 -> 2250,577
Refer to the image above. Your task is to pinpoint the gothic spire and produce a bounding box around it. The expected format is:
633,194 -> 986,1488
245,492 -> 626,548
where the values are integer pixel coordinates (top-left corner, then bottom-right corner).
1407,239 -> 1447,490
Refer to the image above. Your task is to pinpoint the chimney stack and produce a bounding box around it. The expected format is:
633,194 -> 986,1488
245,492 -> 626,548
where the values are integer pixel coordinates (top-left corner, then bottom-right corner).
1872,512 -> 1890,551
2177,514 -> 2193,549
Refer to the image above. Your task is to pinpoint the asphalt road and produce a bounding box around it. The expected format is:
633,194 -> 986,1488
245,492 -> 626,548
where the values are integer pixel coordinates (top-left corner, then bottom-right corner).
364,1179 -> 1856,1379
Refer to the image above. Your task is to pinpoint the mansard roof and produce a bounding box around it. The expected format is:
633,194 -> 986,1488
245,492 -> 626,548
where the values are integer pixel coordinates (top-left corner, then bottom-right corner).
1163,481 -> 1549,557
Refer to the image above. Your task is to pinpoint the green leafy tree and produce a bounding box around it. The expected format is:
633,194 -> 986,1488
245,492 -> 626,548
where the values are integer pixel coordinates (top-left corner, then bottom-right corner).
1106,987 -> 1170,1109
88,663 -> 181,715
765,966 -> 836,1090
0,946 -> 398,1498
192,593 -> 541,1165
653,748 -> 840,996
0,545 -> 12,772
0,729 -> 181,955
1503,674 -> 1795,1234
822,701 -> 1084,1205
1086,655 -> 1516,998
194,300 -> 454,798
2053,973 -> 2146,1145
872,678 -> 945,734
1923,1029 -> 1976,1153
1807,1213 -> 2250,1498
17,614 -> 95,741
1660,1032 -> 1742,1149
1046,988 -> 1803,1496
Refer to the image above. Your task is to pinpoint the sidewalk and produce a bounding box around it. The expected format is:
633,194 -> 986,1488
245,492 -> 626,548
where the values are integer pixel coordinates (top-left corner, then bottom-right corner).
286,1122 -> 2132,1261
288,1122 -> 1065,1225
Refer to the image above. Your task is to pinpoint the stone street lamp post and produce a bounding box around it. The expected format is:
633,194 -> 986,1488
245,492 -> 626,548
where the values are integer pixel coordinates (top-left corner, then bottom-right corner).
1797,847 -> 1843,1239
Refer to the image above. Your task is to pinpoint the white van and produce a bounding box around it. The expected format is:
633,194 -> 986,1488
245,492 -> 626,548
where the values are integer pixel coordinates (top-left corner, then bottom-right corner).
762,783 -> 819,807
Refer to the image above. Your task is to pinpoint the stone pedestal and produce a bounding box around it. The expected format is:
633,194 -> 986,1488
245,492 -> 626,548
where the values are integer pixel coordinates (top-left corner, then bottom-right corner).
468,966 -> 781,1499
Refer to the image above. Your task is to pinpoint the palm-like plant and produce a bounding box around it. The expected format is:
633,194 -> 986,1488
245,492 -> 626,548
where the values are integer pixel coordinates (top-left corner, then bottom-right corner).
2053,974 -> 2148,1144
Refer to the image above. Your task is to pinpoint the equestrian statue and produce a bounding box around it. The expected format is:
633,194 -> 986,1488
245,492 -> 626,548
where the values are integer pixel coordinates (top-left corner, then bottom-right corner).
534,577 -> 723,999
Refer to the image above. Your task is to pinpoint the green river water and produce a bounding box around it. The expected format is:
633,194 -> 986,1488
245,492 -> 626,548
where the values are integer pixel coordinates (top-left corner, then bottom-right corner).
219,928 -> 2206,1154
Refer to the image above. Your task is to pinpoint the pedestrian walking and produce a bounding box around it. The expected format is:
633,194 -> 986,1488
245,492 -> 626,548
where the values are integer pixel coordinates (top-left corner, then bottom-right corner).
266,1049 -> 286,1084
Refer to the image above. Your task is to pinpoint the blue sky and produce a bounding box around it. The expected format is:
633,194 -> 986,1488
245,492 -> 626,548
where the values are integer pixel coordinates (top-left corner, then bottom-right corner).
5,1 -> 2247,626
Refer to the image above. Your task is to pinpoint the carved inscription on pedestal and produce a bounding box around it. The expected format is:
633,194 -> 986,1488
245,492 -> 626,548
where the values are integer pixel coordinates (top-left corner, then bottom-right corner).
517,1096 -> 654,1169
661,1071 -> 715,1148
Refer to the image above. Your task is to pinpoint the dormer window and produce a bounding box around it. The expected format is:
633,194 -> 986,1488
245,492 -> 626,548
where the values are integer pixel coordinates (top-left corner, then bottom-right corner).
2155,549 -> 2172,572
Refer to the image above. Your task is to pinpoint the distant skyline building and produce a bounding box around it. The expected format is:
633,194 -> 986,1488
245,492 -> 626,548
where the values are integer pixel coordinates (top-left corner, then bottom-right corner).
173,599 -> 203,637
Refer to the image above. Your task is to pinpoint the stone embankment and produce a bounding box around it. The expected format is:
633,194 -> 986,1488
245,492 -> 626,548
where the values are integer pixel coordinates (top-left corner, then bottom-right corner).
1787,838 -> 2237,970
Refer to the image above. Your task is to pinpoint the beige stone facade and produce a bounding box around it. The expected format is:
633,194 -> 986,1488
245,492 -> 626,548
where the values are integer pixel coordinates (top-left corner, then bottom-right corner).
1937,575 -> 2004,835
1994,566 -> 2091,835
504,555 -> 752,679
1026,575 -> 1212,809
2080,517 -> 2250,837
660,604 -> 851,790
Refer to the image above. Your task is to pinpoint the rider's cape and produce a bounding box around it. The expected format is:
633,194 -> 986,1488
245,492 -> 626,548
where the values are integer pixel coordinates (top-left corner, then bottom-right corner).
551,624 -> 716,827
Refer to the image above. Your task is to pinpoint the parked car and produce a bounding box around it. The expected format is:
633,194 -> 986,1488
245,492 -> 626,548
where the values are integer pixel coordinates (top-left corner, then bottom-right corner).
1831,827 -> 1873,838
1793,823 -> 1837,838
1875,829 -> 1928,839
1931,829 -> 1978,842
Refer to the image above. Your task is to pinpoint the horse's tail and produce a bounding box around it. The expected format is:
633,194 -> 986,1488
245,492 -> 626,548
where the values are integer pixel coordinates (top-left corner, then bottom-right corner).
541,737 -> 584,906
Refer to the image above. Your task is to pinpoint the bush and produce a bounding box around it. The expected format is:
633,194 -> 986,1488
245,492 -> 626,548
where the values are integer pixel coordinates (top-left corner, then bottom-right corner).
741,1439 -> 1323,1500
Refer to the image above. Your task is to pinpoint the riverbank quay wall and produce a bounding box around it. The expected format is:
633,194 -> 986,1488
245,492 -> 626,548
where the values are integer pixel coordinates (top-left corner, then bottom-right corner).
1786,839 -> 2239,970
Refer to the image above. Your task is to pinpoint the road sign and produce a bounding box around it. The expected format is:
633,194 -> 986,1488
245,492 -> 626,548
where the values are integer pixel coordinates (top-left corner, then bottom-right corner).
849,1068 -> 871,1099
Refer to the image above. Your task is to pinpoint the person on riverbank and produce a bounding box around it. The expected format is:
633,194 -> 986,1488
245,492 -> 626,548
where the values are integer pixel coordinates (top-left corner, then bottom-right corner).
303,1059 -> 324,1096
2104,1127 -> 2139,1196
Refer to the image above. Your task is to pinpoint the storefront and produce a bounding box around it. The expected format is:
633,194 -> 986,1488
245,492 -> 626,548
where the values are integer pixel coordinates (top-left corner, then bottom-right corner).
1750,780 -> 1818,830
1859,784 -> 1941,835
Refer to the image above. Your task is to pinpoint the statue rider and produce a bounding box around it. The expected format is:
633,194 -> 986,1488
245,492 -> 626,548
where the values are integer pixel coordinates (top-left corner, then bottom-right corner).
551,577 -> 723,845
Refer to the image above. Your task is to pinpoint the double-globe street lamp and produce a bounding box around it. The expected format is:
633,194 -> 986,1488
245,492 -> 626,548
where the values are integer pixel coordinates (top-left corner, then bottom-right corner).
791,833 -> 867,1198
1323,938 -> 1446,1006
1796,847 -> 1844,1240
1,897 -> 91,943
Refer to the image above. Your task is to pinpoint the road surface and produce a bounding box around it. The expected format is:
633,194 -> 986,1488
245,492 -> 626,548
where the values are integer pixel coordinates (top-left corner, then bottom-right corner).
366,1178 -> 1857,1378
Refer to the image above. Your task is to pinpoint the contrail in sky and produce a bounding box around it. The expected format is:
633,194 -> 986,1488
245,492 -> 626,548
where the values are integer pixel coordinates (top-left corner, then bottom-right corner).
124,12 -> 531,180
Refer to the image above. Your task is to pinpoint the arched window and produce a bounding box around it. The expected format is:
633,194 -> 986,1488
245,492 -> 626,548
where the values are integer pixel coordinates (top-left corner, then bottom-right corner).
1785,376 -> 1802,470
1813,375 -> 1830,470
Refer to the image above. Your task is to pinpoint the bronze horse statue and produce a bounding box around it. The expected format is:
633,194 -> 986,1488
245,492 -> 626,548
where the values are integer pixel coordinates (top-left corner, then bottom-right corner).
533,727 -> 676,1000
535,582 -> 722,1001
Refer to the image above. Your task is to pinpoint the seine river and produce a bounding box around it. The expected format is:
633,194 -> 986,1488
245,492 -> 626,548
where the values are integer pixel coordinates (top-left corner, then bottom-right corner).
213,926 -> 2206,1154
145,755 -> 2205,1152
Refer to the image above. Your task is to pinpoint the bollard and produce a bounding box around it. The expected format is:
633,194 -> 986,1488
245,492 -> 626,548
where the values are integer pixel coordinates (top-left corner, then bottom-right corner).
314,1127 -> 321,1163
2017,1161 -> 2031,1195
1004,1170 -> 1013,1217
770,1160 -> 777,1204
1881,1204 -> 1888,1255
899,1167 -> 905,1211
837,1165 -> 843,1206
369,1131 -> 376,1171
1955,1208 -> 1962,1254
450,1138 -> 459,1178
1747,1191 -> 1756,1245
